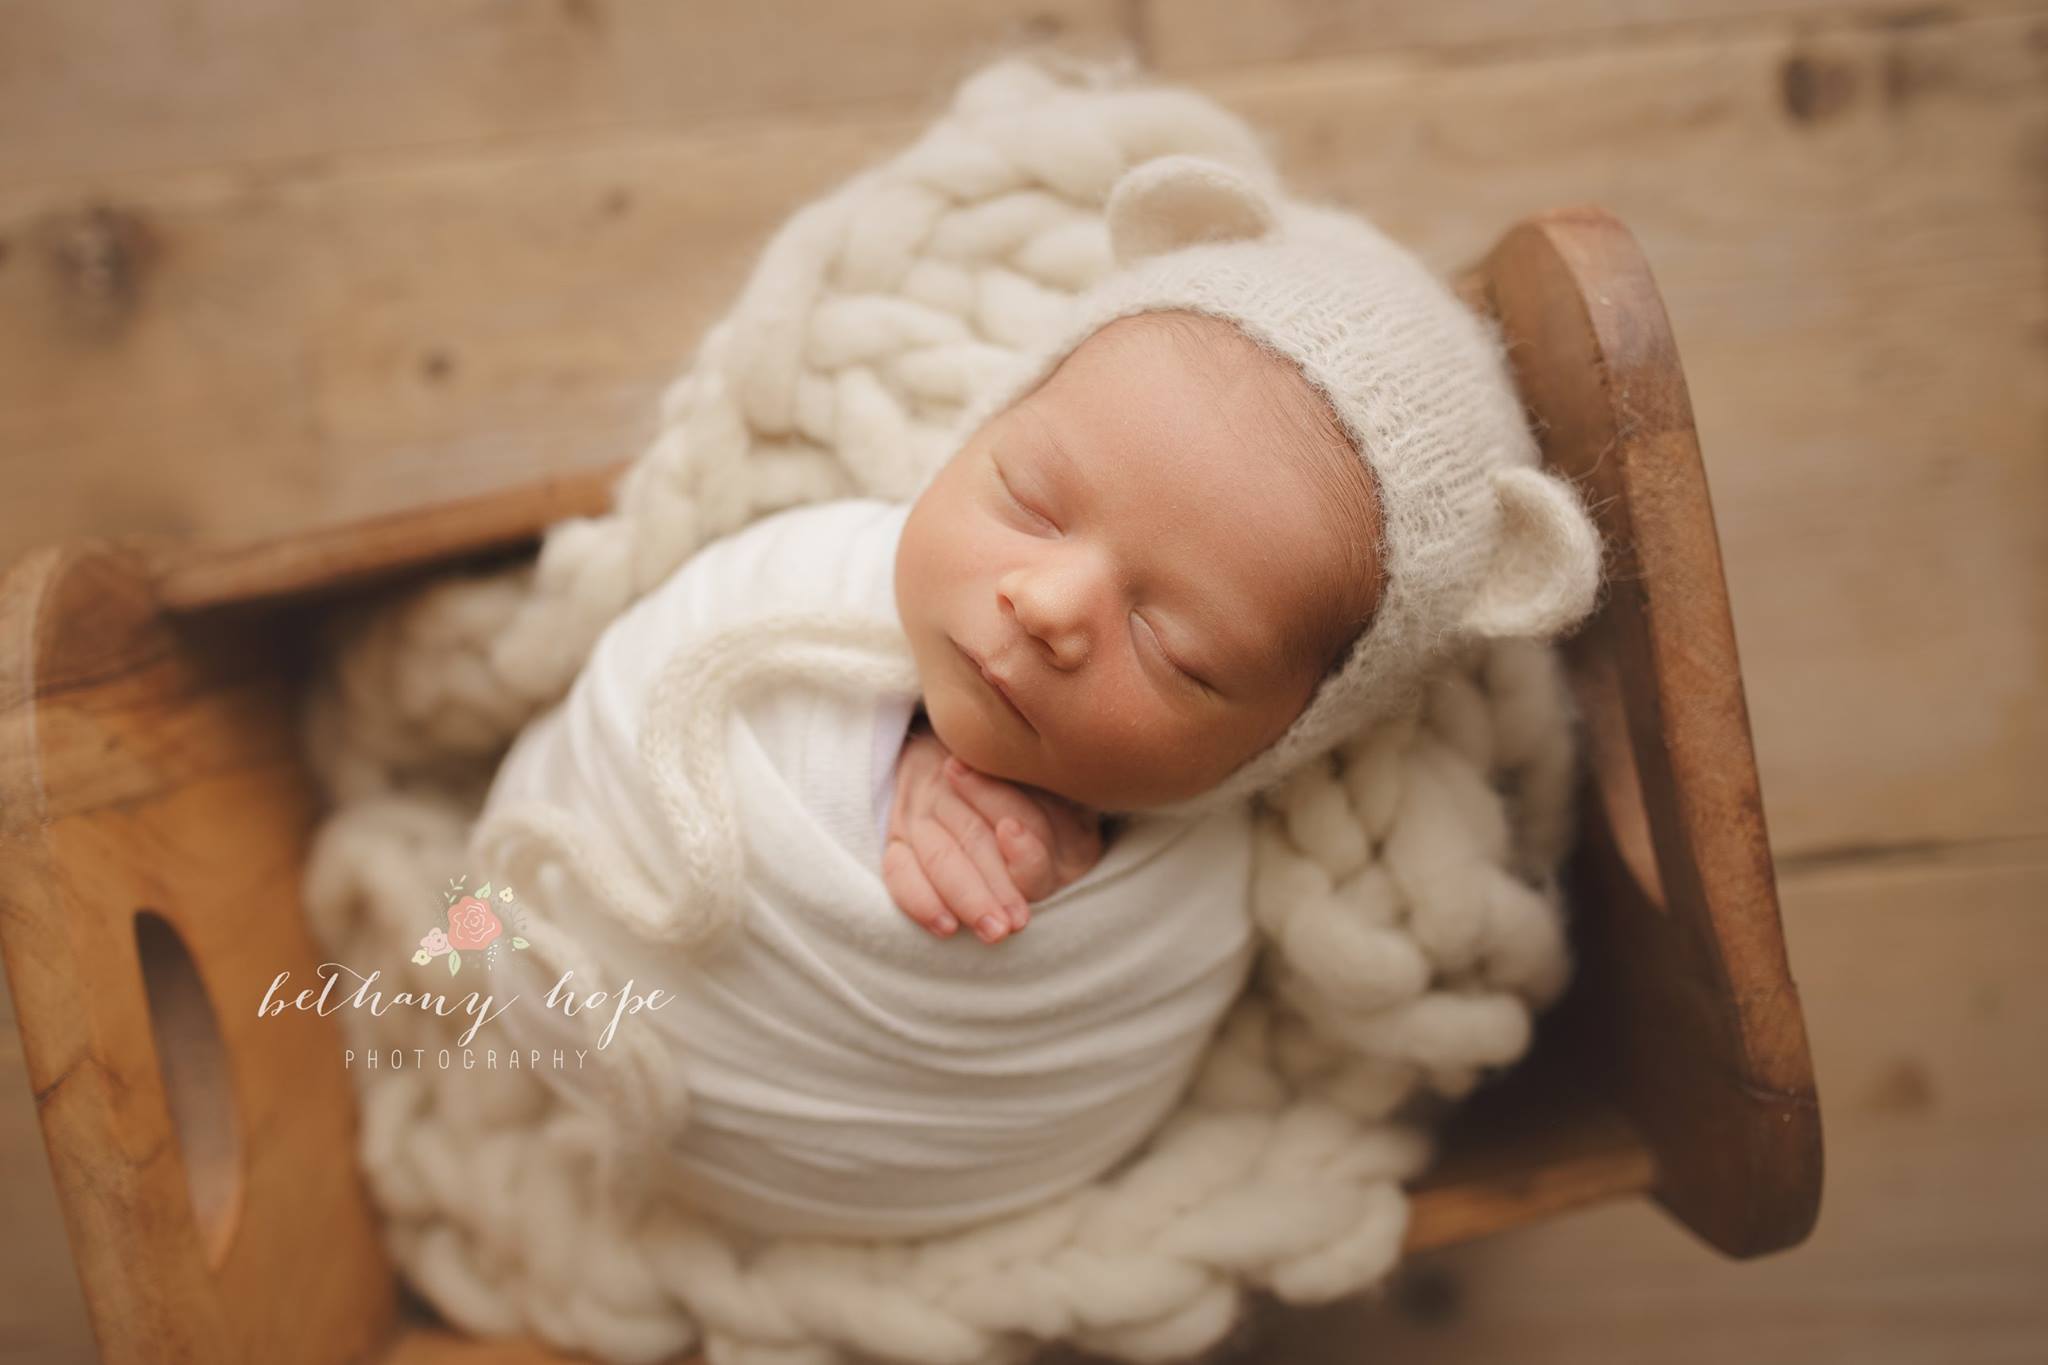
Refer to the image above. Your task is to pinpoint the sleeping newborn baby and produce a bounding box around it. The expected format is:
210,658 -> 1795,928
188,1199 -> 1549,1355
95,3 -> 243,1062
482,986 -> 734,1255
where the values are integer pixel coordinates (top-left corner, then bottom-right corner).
468,155 -> 1602,1241
881,305 -> 1381,946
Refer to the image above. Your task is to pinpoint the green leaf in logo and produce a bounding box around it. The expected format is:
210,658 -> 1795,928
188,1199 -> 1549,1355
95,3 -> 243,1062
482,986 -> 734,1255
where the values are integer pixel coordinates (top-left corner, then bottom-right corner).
448,951 -> 461,976
474,882 -> 493,901
511,937 -> 530,950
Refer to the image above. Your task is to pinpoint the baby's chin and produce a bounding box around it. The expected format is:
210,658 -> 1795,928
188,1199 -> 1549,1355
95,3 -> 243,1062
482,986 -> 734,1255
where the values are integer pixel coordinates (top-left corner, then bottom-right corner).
922,681 -> 1034,782
917,677 -> 1103,807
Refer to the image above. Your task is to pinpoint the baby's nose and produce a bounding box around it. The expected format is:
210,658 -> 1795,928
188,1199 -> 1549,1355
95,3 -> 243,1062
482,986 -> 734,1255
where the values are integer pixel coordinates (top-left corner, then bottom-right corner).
1003,561 -> 1106,669
1033,614 -> 1090,669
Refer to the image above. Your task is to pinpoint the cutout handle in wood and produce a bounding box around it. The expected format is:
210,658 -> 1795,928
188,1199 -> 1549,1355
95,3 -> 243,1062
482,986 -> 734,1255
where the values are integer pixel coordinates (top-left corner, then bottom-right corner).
0,545 -> 398,1360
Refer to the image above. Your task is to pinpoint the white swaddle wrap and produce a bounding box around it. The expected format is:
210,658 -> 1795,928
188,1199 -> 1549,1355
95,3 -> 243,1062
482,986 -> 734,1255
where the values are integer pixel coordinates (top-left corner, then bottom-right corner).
471,497 -> 1259,1240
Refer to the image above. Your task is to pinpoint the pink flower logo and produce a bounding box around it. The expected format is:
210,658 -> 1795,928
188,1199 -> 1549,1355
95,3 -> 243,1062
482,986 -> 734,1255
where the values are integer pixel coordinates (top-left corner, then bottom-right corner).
411,879 -> 530,976
446,896 -> 503,951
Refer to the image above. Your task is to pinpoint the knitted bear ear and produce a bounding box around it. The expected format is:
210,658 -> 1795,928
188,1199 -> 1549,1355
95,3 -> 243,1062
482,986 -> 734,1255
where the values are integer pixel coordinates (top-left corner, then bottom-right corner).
1459,465 -> 1604,639
1106,155 -> 1277,267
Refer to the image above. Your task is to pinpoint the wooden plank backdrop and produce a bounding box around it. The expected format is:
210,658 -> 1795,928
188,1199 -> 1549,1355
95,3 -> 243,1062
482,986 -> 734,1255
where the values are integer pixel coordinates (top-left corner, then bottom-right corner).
2,1 -> 2043,1360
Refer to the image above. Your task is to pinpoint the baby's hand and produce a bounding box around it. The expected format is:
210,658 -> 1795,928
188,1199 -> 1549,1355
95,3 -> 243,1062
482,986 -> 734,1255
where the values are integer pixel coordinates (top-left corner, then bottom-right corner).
883,726 -> 1105,944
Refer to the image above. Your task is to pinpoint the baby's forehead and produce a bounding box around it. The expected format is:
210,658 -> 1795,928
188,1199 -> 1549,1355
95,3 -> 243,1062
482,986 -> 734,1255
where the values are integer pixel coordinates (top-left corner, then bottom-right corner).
1073,312 -> 1376,635
1048,313 -> 1363,503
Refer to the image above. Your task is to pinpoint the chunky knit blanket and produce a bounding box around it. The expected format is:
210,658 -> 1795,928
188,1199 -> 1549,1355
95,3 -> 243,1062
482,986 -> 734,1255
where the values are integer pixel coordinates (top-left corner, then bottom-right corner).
300,54 -> 1583,1365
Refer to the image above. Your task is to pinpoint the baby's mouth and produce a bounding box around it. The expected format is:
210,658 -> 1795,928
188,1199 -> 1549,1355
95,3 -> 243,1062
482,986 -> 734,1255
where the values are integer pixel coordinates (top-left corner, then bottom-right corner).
953,638 -> 1036,732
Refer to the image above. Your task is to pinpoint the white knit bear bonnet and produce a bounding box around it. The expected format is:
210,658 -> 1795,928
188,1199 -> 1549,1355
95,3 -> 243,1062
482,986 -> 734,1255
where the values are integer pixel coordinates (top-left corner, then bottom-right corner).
922,154 -> 1606,823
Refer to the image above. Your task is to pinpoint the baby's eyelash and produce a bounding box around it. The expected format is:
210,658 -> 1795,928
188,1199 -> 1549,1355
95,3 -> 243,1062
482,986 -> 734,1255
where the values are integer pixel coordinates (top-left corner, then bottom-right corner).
1137,613 -> 1213,696
995,462 -> 1057,531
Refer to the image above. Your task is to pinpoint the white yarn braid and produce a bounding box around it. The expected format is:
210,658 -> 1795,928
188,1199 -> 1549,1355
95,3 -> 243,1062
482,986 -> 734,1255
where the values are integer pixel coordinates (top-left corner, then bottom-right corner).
473,613 -> 919,959
299,54 -> 1587,1365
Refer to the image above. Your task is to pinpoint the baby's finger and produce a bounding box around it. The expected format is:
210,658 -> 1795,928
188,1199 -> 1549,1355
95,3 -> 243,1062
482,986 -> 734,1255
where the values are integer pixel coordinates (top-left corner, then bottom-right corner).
906,819 -> 1015,944
944,758 -> 1057,854
993,818 -> 1057,902
932,789 -> 1030,931
882,839 -> 958,937
944,759 -> 1066,901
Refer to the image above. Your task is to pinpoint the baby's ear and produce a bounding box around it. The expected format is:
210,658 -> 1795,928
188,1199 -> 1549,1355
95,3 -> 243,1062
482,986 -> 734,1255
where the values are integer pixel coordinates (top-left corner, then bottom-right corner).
1459,465 -> 1604,639
1106,155 -> 1276,267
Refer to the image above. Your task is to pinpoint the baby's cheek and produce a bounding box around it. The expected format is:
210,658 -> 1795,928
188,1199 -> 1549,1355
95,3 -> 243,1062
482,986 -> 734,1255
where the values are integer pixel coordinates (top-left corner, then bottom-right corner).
1068,720 -> 1227,809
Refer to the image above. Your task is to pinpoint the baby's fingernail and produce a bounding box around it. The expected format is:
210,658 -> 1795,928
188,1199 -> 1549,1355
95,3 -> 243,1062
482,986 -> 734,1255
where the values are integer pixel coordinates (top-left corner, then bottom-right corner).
977,914 -> 1005,941
934,913 -> 957,934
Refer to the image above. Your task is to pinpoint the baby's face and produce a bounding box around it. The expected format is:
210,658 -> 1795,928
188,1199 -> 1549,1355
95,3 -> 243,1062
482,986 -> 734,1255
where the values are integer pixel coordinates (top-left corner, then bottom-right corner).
895,311 -> 1380,812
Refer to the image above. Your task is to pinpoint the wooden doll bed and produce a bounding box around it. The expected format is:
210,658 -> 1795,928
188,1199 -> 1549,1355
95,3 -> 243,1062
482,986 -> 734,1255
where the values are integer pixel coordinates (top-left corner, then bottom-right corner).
0,206 -> 1822,1364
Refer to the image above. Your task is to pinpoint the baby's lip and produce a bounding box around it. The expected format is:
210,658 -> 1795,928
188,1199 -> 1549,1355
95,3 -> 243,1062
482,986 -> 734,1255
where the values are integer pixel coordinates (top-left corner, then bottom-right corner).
955,638 -> 1037,732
